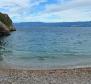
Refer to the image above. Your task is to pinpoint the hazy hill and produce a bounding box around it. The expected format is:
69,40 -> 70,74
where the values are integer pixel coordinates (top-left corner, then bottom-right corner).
15,21 -> 91,29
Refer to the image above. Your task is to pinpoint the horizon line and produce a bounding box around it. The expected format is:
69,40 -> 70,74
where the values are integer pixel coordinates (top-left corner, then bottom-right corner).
14,21 -> 91,23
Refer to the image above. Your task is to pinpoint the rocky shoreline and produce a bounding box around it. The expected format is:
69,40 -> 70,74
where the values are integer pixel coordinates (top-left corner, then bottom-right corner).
0,67 -> 91,84
0,12 -> 16,36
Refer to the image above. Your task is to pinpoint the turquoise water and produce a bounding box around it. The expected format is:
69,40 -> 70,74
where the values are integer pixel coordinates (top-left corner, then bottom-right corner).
1,27 -> 91,69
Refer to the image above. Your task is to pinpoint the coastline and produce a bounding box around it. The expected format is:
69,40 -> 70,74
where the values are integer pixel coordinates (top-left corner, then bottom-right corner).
0,67 -> 91,84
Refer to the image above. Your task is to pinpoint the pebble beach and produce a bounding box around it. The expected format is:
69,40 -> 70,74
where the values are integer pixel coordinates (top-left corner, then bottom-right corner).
0,67 -> 91,84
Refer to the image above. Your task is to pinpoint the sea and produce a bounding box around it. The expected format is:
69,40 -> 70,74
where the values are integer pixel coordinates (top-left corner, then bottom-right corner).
0,27 -> 91,69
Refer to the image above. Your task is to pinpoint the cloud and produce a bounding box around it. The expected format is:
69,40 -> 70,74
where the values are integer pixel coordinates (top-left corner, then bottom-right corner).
0,0 -> 47,21
36,0 -> 91,22
44,0 -> 91,13
0,0 -> 30,17
0,0 -> 91,22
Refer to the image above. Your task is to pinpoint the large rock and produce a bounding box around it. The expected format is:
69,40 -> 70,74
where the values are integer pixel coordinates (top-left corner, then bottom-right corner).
0,12 -> 16,36
0,21 -> 10,35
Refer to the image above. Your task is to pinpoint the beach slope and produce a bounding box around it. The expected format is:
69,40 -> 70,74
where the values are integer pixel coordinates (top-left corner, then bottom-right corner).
0,68 -> 91,84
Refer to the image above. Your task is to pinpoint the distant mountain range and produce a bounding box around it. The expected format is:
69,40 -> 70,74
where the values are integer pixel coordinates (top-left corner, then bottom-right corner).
14,21 -> 91,29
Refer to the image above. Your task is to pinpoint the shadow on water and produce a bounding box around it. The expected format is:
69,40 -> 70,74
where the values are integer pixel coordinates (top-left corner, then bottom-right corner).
0,36 -> 10,61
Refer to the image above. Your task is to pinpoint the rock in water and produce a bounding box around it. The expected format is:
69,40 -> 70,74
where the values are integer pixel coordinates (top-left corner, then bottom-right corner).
0,12 -> 16,36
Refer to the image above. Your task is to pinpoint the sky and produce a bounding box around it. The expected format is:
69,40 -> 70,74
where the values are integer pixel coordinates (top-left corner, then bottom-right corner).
0,0 -> 91,22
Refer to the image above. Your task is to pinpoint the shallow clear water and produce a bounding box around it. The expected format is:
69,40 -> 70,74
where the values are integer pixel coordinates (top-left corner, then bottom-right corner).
1,27 -> 91,69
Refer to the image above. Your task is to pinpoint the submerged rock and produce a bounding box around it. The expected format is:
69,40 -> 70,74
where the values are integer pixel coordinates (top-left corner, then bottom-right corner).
0,12 -> 16,36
